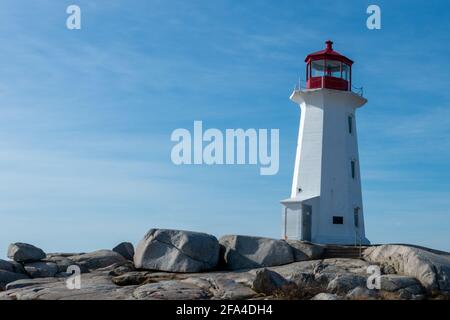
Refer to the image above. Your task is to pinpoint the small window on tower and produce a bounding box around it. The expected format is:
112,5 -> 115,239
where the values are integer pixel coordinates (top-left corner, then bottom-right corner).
354,208 -> 359,227
351,160 -> 356,179
348,115 -> 353,134
333,216 -> 344,224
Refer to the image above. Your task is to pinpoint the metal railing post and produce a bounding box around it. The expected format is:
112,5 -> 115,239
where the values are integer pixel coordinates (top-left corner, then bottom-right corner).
359,234 -> 362,258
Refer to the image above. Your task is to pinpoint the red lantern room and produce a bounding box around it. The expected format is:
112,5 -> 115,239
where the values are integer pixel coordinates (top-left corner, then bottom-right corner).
305,40 -> 353,91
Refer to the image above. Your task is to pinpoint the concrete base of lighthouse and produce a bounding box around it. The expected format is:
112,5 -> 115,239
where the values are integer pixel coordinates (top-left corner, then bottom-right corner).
281,197 -> 370,245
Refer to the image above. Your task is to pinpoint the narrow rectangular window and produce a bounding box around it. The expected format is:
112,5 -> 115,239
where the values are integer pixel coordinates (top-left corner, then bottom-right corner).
351,160 -> 356,179
333,216 -> 344,224
348,115 -> 353,134
354,208 -> 359,227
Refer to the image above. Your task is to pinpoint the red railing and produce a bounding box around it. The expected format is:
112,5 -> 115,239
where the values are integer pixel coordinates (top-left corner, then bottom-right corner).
294,78 -> 363,97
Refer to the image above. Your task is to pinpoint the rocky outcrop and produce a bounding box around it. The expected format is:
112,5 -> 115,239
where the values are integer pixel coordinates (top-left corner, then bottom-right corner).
134,229 -> 220,272
44,253 -> 81,273
379,275 -> 425,299
7,243 -> 46,263
252,268 -> 289,295
327,273 -> 367,295
268,258 -> 371,298
69,250 -> 127,271
219,235 -> 294,270
24,262 -> 58,278
1,231 -> 449,300
0,270 -> 29,290
112,271 -> 150,286
311,293 -> 340,300
346,286 -> 377,300
5,278 -> 60,291
287,241 -> 324,261
380,275 -> 423,293
364,244 -> 450,293
0,259 -> 26,274
198,276 -> 257,300
113,242 -> 135,261
0,260 -> 15,273
133,280 -> 210,300
0,270 -> 136,300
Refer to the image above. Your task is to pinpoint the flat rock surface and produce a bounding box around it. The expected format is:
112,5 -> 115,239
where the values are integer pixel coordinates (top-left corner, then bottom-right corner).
133,280 -> 210,300
6,277 -> 61,290
69,250 -> 127,271
0,271 -> 136,300
311,292 -> 340,300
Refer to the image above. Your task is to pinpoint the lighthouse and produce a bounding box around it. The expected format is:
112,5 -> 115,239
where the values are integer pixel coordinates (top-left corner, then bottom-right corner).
281,40 -> 370,245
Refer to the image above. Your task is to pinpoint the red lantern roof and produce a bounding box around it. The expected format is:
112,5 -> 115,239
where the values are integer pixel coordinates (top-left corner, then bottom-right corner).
305,40 -> 353,66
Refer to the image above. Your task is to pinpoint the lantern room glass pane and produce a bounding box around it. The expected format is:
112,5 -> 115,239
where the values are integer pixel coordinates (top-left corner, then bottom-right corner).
311,60 -> 325,77
325,60 -> 341,78
342,63 -> 350,80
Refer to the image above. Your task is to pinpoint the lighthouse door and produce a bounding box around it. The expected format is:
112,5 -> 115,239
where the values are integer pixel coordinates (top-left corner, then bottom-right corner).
301,205 -> 312,242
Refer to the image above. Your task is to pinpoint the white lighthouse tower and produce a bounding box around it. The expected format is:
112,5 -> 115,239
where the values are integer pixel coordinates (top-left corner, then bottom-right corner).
281,40 -> 370,245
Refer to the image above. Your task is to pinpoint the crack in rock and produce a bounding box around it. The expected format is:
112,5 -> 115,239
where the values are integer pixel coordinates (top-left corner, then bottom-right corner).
151,238 -> 214,267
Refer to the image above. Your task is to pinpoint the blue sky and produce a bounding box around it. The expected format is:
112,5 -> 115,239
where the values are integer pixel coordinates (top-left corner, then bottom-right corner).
0,0 -> 449,259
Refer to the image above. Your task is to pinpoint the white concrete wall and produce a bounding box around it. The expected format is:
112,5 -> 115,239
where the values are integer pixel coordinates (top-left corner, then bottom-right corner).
290,91 -> 324,199
285,88 -> 369,245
